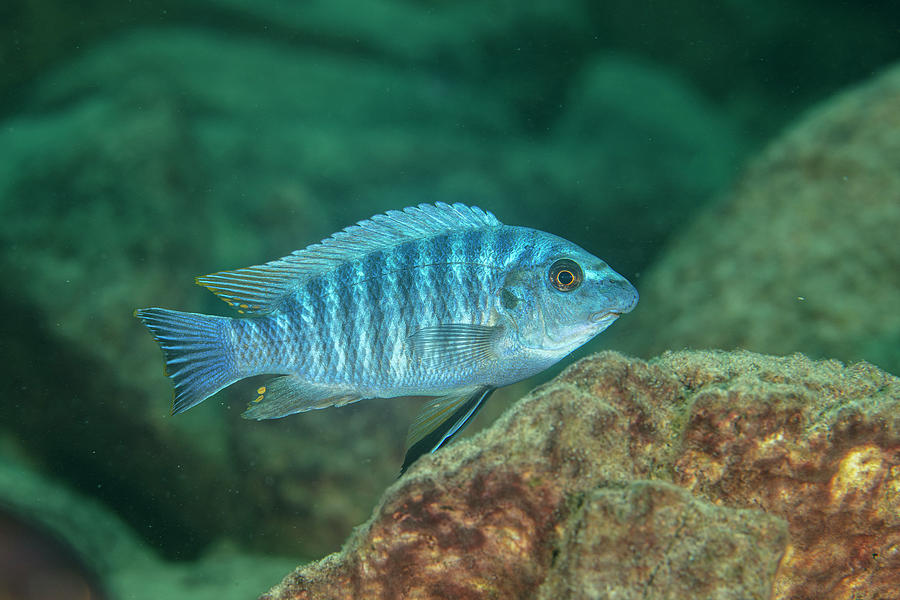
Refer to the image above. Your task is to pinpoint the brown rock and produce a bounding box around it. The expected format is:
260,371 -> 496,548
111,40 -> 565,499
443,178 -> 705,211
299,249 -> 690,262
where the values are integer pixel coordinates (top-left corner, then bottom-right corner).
540,481 -> 785,599
260,350 -> 900,599
615,62 -> 900,376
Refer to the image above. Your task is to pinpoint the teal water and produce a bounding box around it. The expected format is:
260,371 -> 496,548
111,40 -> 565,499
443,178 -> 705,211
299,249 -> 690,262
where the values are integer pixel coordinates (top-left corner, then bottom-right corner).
1,2 -> 899,599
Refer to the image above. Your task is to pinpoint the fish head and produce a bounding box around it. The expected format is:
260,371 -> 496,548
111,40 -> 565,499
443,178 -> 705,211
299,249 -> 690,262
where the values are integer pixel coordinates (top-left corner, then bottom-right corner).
497,229 -> 638,357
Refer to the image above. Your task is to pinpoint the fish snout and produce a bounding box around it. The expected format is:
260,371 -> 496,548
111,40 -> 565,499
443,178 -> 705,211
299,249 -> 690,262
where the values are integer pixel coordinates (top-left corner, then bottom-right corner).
593,277 -> 638,321
619,281 -> 639,314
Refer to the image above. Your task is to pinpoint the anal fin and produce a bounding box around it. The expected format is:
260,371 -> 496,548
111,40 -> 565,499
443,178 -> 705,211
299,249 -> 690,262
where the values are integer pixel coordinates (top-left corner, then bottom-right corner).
243,375 -> 363,420
401,386 -> 495,474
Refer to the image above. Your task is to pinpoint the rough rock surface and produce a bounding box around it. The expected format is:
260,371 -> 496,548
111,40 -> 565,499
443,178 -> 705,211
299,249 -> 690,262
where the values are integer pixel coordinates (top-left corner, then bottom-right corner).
539,481 -> 785,600
615,62 -> 900,376
261,350 -> 900,600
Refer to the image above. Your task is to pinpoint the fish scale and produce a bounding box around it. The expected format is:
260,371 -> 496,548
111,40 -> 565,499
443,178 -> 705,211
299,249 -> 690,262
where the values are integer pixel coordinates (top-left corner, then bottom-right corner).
135,202 -> 638,473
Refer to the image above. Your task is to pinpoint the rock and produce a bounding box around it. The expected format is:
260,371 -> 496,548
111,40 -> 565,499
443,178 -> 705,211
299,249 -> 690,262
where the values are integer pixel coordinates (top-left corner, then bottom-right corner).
261,350 -> 900,599
615,62 -> 900,376
540,482 -> 785,600
0,452 -> 295,600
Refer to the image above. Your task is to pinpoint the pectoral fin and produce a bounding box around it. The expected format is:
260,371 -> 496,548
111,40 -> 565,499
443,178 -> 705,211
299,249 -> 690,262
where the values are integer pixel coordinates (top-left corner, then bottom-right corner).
401,386 -> 495,474
242,375 -> 363,419
408,324 -> 501,367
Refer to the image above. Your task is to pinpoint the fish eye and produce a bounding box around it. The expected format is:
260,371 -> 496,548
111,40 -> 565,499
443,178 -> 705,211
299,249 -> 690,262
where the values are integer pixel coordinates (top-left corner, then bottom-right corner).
548,259 -> 583,292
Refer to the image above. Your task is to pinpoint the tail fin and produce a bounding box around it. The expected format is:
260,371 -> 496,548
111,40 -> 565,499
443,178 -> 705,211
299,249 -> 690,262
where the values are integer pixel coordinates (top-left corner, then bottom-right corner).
134,308 -> 237,414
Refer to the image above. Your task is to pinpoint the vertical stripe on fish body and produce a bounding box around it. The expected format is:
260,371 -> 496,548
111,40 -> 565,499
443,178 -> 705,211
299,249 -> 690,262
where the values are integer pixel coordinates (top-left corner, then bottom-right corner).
275,226 -> 523,396
134,202 -> 638,473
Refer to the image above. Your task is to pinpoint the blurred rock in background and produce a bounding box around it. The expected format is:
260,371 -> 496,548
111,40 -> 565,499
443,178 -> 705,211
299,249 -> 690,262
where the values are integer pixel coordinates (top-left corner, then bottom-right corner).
614,61 -> 900,377
0,451 -> 293,599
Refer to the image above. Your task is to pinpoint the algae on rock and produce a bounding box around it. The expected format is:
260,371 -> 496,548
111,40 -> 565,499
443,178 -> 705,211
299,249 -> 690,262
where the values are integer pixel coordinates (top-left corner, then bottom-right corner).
541,481 -> 786,600
261,350 -> 900,599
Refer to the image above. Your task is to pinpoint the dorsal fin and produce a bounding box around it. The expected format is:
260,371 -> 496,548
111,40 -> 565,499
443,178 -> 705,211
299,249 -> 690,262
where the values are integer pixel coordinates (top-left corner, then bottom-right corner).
197,202 -> 501,314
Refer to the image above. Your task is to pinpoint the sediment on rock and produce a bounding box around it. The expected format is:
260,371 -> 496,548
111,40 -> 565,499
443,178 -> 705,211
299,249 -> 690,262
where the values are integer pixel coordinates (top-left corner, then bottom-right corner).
261,350 -> 900,600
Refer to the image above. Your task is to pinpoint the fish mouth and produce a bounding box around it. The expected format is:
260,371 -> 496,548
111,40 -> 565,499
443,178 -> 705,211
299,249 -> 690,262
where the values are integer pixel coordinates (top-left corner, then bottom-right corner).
590,310 -> 621,323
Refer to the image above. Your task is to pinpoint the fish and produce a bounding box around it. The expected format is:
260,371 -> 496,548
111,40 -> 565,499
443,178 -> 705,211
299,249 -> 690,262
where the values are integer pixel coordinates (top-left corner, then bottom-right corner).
135,203 -> 638,473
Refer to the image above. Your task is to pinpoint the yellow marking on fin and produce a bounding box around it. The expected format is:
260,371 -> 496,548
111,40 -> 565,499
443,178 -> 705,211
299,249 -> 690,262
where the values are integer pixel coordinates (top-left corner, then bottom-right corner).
257,386 -> 266,395
254,395 -> 264,403
240,303 -> 249,309
238,310 -> 245,314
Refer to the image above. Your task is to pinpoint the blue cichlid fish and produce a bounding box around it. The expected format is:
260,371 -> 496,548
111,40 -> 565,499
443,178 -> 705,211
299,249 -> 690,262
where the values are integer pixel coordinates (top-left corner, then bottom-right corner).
135,203 -> 638,472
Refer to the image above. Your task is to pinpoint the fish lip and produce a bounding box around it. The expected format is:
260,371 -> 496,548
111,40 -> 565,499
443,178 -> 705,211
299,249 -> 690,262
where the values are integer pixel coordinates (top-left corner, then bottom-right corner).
590,310 -> 621,323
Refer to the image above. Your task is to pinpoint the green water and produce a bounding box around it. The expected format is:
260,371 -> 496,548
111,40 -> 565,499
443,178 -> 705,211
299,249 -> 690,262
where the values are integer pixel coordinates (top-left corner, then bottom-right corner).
1,2 -> 898,598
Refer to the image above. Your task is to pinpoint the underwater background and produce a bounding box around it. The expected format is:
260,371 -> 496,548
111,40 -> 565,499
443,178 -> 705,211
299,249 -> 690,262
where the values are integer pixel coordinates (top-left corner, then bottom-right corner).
1,1 -> 899,598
